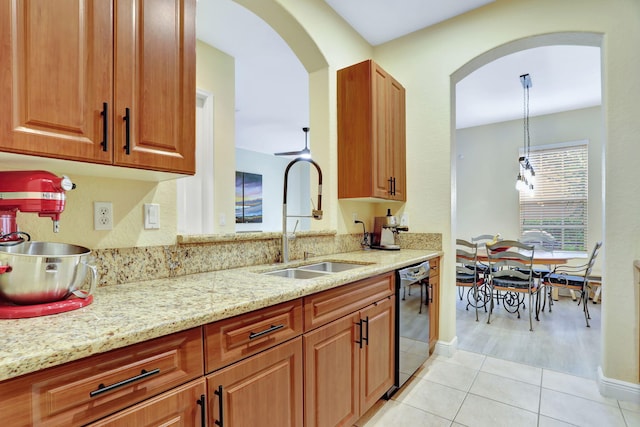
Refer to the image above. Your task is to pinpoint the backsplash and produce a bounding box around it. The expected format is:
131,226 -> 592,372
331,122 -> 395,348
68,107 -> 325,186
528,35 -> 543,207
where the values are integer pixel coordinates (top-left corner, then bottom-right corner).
91,231 -> 442,287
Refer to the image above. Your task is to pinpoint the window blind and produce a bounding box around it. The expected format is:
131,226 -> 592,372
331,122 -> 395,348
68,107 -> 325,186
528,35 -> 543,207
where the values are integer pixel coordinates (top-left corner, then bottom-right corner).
519,142 -> 588,251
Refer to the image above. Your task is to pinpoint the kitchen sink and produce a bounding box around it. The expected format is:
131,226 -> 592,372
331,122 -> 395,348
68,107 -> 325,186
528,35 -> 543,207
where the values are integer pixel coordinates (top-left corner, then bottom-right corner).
299,261 -> 365,273
262,261 -> 368,279
263,268 -> 329,279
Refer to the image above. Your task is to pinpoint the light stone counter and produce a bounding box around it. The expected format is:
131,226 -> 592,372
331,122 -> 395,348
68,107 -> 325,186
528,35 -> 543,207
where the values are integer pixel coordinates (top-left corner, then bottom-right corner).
0,249 -> 441,382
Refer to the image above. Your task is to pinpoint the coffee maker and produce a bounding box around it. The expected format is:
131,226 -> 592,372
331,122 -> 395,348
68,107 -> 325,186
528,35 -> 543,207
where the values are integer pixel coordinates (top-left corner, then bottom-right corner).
371,209 -> 408,250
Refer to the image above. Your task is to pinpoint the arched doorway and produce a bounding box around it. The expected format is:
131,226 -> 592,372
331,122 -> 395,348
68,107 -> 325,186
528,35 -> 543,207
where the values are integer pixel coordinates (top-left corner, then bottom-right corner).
451,32 -> 604,378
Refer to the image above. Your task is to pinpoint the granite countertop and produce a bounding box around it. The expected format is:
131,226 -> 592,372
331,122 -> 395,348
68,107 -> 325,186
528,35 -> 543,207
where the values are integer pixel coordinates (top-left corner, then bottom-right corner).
0,249 -> 440,382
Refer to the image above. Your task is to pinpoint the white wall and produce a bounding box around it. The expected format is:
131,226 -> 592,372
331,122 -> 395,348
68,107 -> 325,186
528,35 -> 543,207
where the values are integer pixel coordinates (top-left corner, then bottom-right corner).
456,106 -> 603,261
235,148 -> 310,232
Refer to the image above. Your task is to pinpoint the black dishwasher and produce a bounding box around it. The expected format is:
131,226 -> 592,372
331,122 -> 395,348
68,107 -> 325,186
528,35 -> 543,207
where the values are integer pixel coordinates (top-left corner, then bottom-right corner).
385,261 -> 431,398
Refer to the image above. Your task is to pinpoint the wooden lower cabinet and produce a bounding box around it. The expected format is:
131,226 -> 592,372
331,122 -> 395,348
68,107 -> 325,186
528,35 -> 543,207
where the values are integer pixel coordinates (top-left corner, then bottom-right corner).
360,296 -> 395,412
87,378 -> 206,426
0,328 -> 203,427
206,337 -> 303,427
304,296 -> 395,427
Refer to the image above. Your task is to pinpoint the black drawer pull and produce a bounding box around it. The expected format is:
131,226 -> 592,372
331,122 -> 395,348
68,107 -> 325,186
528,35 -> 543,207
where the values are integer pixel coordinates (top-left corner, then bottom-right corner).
197,394 -> 206,427
100,102 -> 108,152
123,107 -> 131,155
362,316 -> 369,346
214,385 -> 224,426
89,368 -> 160,397
249,324 -> 284,340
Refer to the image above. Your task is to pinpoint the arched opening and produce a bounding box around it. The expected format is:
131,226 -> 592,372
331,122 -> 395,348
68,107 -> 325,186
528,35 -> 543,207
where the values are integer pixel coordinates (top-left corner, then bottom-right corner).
451,32 -> 604,377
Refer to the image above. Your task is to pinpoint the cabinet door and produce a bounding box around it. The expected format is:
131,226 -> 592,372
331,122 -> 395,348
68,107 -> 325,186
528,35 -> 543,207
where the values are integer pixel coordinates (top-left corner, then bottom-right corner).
388,76 -> 406,201
87,378 -> 206,426
207,337 -> 303,427
0,0 -> 113,163
360,295 -> 395,414
114,0 -> 195,174
372,63 -> 391,199
304,313 -> 360,427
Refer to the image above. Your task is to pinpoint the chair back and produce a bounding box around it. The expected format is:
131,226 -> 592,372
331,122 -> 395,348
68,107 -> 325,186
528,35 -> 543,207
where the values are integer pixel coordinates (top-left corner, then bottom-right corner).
471,234 -> 495,249
584,241 -> 603,280
486,240 -> 535,289
456,239 -> 478,283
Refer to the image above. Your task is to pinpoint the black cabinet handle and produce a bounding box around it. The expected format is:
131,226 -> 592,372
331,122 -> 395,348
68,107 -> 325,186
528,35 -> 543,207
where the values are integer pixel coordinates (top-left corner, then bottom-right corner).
100,102 -> 108,152
429,284 -> 434,304
214,385 -> 224,426
123,107 -> 131,155
388,177 -> 393,195
355,319 -> 363,348
362,316 -> 369,346
197,394 -> 206,427
249,324 -> 284,340
89,368 -> 160,397
392,177 -> 397,195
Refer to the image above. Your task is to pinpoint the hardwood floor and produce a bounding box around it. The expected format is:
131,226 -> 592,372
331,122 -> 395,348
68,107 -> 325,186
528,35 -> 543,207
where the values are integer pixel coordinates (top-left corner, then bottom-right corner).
456,288 -> 601,379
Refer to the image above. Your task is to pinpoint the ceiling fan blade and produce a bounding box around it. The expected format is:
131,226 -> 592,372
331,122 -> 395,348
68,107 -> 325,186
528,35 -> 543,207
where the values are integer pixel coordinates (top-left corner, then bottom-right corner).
274,149 -> 306,156
274,127 -> 311,156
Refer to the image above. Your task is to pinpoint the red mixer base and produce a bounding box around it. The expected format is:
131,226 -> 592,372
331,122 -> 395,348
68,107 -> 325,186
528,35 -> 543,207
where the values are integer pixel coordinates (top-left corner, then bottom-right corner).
0,295 -> 93,319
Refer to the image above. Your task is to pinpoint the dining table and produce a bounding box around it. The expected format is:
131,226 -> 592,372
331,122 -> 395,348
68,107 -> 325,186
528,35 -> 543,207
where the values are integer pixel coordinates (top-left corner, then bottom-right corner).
476,249 -> 587,300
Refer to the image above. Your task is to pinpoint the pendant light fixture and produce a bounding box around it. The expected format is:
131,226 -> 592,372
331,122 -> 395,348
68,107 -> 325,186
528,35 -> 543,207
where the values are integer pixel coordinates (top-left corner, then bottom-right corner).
274,127 -> 312,158
516,73 -> 535,193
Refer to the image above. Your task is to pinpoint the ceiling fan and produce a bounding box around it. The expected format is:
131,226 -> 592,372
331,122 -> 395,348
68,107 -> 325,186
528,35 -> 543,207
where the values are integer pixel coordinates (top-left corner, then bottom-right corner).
274,127 -> 311,157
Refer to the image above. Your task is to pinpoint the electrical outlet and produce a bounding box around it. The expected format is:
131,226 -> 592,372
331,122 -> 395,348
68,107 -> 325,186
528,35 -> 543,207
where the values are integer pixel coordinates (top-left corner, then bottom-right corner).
352,213 -> 358,223
94,202 -> 113,230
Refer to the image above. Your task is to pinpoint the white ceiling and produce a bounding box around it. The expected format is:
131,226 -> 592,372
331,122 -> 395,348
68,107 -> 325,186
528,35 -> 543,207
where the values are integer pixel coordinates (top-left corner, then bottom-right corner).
195,0 -> 601,154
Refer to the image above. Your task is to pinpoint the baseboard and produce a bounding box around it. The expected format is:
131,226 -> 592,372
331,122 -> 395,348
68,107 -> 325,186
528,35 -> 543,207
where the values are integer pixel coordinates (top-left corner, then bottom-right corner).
597,366 -> 640,402
434,335 -> 458,357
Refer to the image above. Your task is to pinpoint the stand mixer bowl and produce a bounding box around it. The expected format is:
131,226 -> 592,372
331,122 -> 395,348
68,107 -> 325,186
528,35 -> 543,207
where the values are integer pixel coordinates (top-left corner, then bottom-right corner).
0,242 -> 97,305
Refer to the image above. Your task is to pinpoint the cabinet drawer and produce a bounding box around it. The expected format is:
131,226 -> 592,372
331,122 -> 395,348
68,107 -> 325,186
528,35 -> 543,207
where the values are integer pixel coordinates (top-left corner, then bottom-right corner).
87,378 -> 206,426
0,328 -> 203,427
204,299 -> 303,372
304,272 -> 394,332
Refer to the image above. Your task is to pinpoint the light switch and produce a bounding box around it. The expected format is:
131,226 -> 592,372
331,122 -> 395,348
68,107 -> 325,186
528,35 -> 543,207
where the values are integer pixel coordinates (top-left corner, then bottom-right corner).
144,203 -> 160,229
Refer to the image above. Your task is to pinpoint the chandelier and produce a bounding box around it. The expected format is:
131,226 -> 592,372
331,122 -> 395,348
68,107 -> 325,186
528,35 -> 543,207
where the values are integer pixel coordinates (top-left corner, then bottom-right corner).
516,73 -> 535,193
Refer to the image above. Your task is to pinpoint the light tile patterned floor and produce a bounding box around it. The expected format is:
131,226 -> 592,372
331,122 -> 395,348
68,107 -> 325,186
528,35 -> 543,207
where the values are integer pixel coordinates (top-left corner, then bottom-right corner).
355,350 -> 640,427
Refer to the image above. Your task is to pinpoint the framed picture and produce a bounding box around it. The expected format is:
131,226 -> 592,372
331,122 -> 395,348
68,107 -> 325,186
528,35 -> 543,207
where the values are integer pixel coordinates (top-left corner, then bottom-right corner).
235,171 -> 263,223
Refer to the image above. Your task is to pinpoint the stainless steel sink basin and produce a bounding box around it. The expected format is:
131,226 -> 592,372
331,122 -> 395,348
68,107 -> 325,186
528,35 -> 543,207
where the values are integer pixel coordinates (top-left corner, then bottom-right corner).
299,261 -> 365,273
263,268 -> 329,279
262,261 -> 368,279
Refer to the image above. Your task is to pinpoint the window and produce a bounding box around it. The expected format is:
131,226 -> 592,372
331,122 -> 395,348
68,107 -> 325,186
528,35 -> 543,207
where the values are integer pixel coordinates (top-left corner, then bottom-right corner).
519,141 -> 588,251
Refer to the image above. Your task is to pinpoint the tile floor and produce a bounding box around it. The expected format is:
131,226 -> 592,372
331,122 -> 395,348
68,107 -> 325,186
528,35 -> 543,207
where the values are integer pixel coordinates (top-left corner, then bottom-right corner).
355,350 -> 640,427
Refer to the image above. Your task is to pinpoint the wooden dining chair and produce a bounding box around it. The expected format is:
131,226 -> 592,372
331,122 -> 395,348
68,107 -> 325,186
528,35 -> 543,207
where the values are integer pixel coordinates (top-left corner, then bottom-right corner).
542,241 -> 603,327
486,240 -> 539,331
456,239 -> 486,321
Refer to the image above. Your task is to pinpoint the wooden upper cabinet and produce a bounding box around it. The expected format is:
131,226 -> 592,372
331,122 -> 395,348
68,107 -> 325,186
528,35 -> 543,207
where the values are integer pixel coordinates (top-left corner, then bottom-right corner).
114,0 -> 195,173
0,0 -> 113,163
338,59 -> 406,201
0,0 -> 195,174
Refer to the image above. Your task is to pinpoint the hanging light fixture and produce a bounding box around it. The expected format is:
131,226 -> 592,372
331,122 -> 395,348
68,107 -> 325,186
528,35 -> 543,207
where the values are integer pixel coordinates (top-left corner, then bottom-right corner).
516,73 -> 535,193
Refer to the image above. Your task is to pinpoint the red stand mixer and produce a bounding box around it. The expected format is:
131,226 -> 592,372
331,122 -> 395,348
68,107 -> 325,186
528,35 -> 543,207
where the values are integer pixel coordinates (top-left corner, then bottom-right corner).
0,170 -> 75,242
0,171 -> 95,318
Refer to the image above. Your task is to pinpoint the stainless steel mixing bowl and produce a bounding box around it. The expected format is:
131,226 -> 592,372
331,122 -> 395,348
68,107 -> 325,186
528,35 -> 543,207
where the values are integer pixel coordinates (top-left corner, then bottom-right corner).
0,242 -> 97,305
